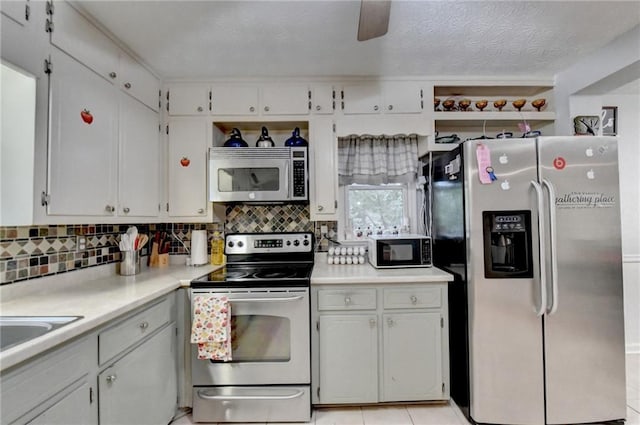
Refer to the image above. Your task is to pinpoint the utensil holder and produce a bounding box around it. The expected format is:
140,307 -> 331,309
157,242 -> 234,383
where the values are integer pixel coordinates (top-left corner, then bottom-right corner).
119,251 -> 140,276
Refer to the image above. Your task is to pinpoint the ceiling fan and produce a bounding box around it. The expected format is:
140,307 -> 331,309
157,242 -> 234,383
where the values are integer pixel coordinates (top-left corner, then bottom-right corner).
357,0 -> 391,41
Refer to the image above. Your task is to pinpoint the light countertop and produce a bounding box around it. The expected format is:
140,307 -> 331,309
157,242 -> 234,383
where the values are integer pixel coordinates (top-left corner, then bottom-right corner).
0,261 -> 220,371
312,253 -> 453,285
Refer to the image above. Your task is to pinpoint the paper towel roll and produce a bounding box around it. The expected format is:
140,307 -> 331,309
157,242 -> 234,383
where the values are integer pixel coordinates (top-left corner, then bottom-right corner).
191,230 -> 208,266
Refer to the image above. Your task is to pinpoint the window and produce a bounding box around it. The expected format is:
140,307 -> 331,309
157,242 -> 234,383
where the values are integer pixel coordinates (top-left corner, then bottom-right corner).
341,183 -> 416,240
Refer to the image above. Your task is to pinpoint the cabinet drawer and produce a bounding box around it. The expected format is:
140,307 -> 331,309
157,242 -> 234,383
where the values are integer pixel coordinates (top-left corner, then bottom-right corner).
383,287 -> 442,309
317,289 -> 376,311
99,297 -> 171,364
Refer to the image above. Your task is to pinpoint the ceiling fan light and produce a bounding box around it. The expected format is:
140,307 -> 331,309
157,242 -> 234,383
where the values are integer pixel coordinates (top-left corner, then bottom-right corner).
357,0 -> 391,41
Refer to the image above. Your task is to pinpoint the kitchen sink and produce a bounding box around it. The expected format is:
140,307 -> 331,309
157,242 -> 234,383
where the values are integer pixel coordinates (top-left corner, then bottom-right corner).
0,316 -> 83,352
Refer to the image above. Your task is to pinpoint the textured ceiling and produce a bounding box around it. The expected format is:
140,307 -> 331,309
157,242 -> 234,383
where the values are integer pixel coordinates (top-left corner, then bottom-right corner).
75,1 -> 640,80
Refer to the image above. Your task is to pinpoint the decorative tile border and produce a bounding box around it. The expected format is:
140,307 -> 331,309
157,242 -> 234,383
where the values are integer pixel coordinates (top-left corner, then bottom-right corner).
0,206 -> 334,285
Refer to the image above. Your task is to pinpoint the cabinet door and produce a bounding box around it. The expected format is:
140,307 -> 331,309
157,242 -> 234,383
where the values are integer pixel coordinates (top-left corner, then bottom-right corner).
50,1 -> 120,84
382,312 -> 443,401
319,314 -> 378,403
210,85 -> 258,115
119,52 -> 160,112
342,83 -> 381,115
167,118 -> 208,217
261,85 -> 309,115
382,82 -> 423,114
119,94 -> 160,218
99,324 -> 177,425
28,382 -> 94,425
311,84 -> 335,115
167,84 -> 210,116
309,117 -> 337,220
1,0 -> 29,25
48,49 -> 118,216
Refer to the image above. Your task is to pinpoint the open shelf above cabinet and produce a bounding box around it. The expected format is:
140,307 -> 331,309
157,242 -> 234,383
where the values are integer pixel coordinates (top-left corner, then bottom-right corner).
212,120 -> 309,148
434,111 -> 555,127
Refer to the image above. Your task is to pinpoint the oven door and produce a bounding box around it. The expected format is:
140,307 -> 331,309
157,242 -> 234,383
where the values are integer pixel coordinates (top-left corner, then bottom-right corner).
191,287 -> 310,386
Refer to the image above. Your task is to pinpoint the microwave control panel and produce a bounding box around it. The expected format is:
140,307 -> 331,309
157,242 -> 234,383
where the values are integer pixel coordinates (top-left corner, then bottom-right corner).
291,148 -> 307,199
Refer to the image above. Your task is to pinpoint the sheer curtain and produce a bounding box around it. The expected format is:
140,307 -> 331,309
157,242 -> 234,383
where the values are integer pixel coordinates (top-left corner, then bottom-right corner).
337,134 -> 419,185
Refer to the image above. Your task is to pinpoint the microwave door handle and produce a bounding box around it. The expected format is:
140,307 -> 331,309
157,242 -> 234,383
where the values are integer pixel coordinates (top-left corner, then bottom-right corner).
531,180 -> 547,317
285,161 -> 290,198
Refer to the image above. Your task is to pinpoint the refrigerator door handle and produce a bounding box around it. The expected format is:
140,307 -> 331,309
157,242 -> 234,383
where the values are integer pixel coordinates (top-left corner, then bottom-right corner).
542,179 -> 559,315
531,180 -> 547,316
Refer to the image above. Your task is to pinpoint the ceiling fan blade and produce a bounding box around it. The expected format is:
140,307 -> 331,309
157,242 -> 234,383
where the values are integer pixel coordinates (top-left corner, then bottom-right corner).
357,0 -> 391,41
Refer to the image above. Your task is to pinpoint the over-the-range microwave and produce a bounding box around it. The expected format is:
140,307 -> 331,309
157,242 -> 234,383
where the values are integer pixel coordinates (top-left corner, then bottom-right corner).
209,147 -> 308,203
368,234 -> 432,268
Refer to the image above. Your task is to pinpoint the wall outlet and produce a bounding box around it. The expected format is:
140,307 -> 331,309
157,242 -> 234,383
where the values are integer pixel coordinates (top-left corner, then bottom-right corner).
320,225 -> 328,235
76,236 -> 87,251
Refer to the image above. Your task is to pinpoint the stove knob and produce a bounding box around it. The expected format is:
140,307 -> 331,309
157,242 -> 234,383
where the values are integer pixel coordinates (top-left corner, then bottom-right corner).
237,241 -> 244,248
293,240 -> 300,246
228,241 -> 234,248
286,240 -> 291,246
303,239 -> 310,246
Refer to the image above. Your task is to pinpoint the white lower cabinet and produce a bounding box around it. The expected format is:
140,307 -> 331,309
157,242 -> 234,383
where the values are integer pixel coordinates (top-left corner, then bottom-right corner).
318,314 -> 378,403
312,283 -> 449,405
27,382 -> 93,425
0,293 -> 177,425
99,324 -> 177,425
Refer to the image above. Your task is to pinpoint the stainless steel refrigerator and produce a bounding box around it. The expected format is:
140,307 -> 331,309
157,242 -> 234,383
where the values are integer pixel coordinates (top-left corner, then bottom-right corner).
428,136 -> 626,425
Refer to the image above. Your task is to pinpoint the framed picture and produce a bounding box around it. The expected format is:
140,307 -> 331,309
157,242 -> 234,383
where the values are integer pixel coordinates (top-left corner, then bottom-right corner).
602,106 -> 617,135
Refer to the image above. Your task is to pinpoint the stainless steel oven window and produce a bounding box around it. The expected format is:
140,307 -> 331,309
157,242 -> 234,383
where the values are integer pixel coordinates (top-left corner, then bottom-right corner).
221,314 -> 291,362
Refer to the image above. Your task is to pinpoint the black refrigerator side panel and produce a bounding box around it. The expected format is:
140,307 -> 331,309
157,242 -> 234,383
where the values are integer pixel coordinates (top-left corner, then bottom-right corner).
429,148 -> 469,416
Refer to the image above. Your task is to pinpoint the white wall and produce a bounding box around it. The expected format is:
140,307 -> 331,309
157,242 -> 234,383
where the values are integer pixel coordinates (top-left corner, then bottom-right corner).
554,25 -> 640,353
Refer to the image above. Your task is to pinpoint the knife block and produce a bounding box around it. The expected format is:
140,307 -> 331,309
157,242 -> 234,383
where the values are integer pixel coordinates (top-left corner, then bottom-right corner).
148,242 -> 169,268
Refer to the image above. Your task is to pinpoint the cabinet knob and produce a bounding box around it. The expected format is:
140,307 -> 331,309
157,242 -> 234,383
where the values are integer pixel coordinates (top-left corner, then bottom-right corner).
387,317 -> 394,327
264,106 -> 270,112
109,71 -> 117,79
105,205 -> 115,213
344,296 -> 352,306
123,207 -> 130,214
373,105 -> 379,111
124,82 -> 132,89
317,205 -> 324,211
106,374 -> 117,383
197,106 -> 203,112
139,321 -> 149,330
388,104 -> 393,111
249,106 -> 255,112
369,318 -> 376,327
198,208 -> 205,214
316,105 -> 321,111
410,295 -> 418,305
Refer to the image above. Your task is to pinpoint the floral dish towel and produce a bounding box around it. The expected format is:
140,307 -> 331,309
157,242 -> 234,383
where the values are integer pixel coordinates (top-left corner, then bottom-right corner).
190,294 -> 232,361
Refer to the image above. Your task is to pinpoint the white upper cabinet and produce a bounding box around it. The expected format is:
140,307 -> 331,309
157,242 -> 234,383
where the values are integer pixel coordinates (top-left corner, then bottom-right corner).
118,52 -> 160,112
210,85 -> 259,115
51,1 -> 160,111
342,81 -> 424,115
50,1 -> 120,85
383,82 -> 424,114
167,117 -> 209,218
261,85 -> 310,115
48,49 -> 118,216
311,84 -> 335,115
166,84 -> 210,116
341,83 -> 381,114
1,0 -> 31,26
309,117 -> 338,220
119,94 -> 160,217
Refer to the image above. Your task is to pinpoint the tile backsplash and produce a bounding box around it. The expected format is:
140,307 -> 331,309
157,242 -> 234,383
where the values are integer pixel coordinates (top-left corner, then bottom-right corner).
0,204 -> 337,285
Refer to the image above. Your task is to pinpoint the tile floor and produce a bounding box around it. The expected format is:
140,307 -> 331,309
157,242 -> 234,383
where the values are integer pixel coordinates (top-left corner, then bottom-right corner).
173,354 -> 640,425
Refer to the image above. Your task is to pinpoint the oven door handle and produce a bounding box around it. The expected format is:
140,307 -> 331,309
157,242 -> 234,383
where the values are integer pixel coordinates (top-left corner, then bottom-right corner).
230,295 -> 304,303
197,389 -> 305,401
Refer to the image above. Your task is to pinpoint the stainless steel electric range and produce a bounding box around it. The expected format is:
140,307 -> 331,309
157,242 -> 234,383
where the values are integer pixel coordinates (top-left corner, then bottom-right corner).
190,232 -> 314,423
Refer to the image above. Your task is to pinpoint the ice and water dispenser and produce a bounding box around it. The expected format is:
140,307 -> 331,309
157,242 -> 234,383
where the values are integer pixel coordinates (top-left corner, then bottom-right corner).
482,211 -> 533,278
